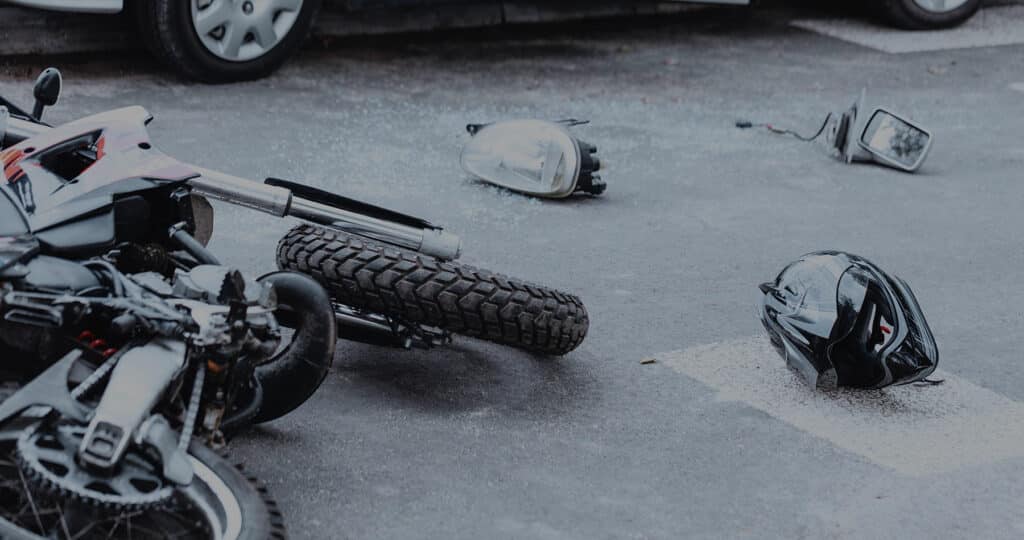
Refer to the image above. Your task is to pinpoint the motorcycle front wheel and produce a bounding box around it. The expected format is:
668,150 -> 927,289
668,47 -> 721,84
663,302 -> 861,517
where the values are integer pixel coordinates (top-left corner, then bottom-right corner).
277,225 -> 589,356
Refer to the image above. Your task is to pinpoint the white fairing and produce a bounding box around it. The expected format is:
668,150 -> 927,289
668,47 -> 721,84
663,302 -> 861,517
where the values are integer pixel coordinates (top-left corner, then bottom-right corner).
2,0 -> 123,13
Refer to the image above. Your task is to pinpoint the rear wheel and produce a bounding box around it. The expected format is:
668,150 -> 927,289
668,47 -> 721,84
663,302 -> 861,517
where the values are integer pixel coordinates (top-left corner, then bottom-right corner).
277,225 -> 590,356
876,0 -> 981,29
0,422 -> 285,540
133,0 -> 322,83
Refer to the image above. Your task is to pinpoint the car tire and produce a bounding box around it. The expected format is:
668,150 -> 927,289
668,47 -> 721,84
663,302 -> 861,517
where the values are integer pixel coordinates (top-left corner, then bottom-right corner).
876,0 -> 981,30
133,0 -> 322,83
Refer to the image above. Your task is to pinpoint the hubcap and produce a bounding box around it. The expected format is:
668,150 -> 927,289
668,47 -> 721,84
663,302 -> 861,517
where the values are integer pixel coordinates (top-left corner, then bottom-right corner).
911,0 -> 970,13
191,0 -> 304,63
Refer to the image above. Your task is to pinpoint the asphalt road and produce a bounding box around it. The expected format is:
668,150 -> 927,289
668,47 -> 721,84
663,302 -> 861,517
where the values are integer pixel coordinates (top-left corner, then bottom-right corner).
2,2 -> 1024,538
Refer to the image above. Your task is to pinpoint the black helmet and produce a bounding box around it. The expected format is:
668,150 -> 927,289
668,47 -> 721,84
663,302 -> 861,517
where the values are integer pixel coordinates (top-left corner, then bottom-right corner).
759,251 -> 938,390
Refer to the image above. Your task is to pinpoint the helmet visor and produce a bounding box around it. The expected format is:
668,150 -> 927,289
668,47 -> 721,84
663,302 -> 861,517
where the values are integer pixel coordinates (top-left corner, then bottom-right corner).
882,273 -> 939,384
829,263 -> 937,387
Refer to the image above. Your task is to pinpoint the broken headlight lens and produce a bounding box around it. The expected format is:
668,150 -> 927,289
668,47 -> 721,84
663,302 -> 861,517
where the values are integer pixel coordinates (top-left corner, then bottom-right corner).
461,119 -> 603,198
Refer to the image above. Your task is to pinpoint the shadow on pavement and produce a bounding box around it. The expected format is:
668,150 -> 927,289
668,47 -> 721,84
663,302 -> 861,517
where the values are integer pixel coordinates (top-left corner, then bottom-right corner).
328,338 -> 599,419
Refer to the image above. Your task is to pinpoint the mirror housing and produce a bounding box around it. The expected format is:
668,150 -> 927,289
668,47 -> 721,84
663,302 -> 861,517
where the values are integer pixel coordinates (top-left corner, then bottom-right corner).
461,119 -> 604,198
827,89 -> 931,173
32,67 -> 62,120
857,109 -> 932,172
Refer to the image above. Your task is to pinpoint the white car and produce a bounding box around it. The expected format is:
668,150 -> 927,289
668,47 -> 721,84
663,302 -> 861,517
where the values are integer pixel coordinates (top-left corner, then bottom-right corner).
1,0 -> 983,83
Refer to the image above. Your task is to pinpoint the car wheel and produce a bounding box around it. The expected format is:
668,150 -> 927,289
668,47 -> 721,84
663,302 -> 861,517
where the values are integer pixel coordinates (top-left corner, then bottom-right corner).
134,0 -> 322,83
876,0 -> 982,30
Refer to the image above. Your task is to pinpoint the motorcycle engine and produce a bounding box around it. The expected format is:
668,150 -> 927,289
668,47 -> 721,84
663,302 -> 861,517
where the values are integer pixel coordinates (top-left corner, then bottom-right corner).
170,265 -> 280,359
130,265 -> 281,361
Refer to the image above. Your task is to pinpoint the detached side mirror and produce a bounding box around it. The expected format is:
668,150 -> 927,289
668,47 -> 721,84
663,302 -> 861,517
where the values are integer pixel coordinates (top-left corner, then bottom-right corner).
827,89 -> 932,173
32,67 -> 62,121
857,110 -> 932,173
461,119 -> 604,198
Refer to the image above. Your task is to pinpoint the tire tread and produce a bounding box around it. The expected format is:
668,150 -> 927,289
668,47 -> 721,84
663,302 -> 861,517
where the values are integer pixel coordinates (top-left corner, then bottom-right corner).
276,225 -> 589,356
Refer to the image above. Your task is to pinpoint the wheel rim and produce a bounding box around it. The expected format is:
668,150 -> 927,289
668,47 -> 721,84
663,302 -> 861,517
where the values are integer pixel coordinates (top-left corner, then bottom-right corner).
911,0 -> 969,13
191,0 -> 304,62
0,427 -> 244,540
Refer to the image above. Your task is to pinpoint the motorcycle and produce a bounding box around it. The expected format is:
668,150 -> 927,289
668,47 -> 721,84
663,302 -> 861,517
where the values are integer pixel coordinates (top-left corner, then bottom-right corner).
0,202 -> 303,538
0,68 -> 590,365
0,67 -> 587,539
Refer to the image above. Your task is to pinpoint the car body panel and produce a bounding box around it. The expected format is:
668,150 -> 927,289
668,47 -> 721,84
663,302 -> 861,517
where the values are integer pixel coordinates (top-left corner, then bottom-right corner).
0,0 -> 750,15
3,0 -> 122,13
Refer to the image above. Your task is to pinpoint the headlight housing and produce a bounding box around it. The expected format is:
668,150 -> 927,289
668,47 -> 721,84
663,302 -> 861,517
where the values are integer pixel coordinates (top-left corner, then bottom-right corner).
461,119 -> 604,198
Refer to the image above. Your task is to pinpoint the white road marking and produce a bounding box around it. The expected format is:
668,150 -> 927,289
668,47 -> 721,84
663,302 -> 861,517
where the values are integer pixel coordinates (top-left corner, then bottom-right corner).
657,336 -> 1024,476
791,6 -> 1024,53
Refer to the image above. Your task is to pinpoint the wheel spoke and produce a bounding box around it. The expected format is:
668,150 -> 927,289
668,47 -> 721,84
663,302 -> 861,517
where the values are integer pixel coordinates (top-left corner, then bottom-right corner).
195,0 -> 235,35
70,520 -> 99,540
220,24 -> 247,59
252,16 -> 278,48
15,463 -> 45,534
56,505 -> 72,540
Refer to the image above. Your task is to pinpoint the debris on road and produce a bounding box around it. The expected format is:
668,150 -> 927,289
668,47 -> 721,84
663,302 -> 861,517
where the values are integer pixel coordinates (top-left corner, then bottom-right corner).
461,119 -> 605,198
758,251 -> 939,390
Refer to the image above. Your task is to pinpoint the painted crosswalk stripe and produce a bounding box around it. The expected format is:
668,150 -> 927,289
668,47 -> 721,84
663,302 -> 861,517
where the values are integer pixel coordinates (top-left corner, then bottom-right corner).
656,336 -> 1024,476
791,6 -> 1024,53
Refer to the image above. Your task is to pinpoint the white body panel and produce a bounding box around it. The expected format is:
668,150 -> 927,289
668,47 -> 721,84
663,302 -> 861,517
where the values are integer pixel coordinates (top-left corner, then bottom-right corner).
1,0 -> 122,14
0,0 -> 749,15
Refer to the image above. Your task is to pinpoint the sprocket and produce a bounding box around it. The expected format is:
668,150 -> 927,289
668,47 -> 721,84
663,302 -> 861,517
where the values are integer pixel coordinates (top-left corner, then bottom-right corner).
16,423 -> 174,511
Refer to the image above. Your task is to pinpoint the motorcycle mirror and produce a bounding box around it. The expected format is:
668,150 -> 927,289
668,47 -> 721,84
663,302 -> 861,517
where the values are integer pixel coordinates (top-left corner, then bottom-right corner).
32,67 -> 62,120
827,89 -> 931,173
857,109 -> 932,173
461,119 -> 605,198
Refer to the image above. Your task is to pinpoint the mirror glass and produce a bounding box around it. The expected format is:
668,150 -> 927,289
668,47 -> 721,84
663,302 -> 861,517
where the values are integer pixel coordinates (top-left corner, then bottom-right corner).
861,111 -> 930,169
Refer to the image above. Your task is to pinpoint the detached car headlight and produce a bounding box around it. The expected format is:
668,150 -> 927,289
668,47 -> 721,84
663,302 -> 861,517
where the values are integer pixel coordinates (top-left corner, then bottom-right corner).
461,119 -> 604,198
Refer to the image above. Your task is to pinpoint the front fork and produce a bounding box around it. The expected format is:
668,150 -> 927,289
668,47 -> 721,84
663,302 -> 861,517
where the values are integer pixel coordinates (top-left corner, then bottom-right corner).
188,169 -> 462,261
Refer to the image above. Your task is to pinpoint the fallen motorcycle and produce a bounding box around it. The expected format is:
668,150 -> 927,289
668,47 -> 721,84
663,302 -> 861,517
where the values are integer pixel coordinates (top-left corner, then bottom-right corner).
0,202 -> 302,538
0,68 -> 589,365
0,67 -> 585,538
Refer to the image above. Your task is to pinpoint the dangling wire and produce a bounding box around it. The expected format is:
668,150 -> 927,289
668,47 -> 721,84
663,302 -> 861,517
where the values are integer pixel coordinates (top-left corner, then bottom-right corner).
735,113 -> 833,142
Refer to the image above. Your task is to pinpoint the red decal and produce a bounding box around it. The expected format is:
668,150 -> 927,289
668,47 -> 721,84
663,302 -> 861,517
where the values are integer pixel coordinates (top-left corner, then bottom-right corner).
1,148 -> 26,184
